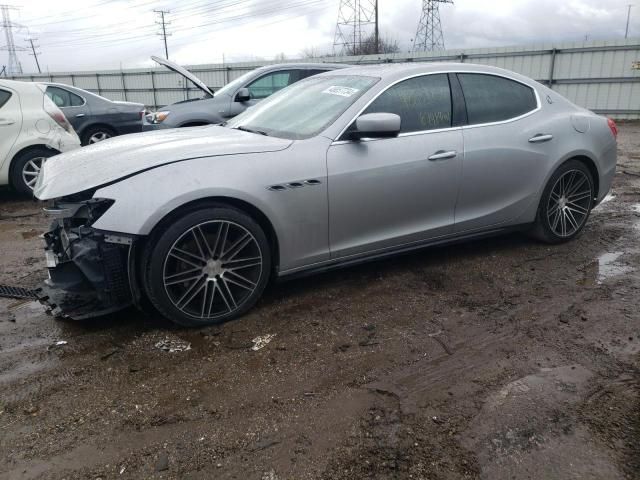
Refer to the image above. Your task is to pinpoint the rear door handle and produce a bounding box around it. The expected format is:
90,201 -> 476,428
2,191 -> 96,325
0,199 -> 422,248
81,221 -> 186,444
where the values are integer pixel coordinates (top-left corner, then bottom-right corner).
75,113 -> 86,118
528,134 -> 553,143
0,118 -> 15,126
428,150 -> 457,161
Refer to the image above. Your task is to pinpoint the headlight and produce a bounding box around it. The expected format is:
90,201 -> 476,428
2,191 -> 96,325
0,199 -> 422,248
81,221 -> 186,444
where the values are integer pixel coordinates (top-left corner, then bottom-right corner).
145,111 -> 170,124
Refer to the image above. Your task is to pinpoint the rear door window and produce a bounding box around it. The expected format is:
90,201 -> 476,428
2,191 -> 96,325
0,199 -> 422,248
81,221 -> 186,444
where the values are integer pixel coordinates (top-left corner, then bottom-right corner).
457,73 -> 537,125
247,70 -> 300,100
362,73 -> 452,133
45,86 -> 84,108
0,89 -> 11,109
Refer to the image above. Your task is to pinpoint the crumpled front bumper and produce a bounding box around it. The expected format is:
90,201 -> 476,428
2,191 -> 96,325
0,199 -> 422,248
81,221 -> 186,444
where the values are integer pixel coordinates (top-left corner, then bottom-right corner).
39,200 -> 135,320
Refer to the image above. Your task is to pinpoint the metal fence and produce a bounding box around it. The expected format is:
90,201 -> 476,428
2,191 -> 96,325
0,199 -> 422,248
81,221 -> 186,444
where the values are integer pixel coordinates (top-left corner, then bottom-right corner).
8,38 -> 640,119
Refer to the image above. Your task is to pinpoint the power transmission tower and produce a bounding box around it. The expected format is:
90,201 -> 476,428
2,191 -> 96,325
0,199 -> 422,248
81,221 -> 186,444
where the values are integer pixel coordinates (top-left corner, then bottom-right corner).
333,0 -> 378,56
625,4 -> 634,39
154,9 -> 171,59
26,37 -> 41,73
412,0 -> 453,52
0,4 -> 25,75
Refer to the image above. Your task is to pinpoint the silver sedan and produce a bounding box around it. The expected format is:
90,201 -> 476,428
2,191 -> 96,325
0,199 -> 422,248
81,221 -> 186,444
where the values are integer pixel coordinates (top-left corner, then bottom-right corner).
35,63 -> 617,326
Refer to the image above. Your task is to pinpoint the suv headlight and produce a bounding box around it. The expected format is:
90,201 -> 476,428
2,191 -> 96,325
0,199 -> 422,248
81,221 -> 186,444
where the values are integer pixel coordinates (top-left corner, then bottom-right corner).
145,111 -> 170,124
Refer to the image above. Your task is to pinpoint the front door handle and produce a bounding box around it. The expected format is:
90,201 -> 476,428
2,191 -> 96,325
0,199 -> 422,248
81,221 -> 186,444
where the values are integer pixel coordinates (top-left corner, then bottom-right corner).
528,134 -> 553,143
428,150 -> 457,161
75,113 -> 86,118
0,118 -> 15,126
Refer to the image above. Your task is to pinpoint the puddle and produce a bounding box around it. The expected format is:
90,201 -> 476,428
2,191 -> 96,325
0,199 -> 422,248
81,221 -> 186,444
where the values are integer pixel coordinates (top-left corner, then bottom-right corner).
596,252 -> 633,284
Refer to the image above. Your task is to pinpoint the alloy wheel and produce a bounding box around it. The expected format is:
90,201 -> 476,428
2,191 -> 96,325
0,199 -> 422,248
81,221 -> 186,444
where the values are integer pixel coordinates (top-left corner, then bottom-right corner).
546,169 -> 592,237
162,220 -> 263,320
21,157 -> 46,191
89,132 -> 111,143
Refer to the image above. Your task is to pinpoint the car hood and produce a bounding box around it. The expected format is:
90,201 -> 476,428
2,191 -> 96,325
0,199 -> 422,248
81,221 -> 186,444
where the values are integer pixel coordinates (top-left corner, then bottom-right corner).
152,55 -> 214,98
34,126 -> 292,200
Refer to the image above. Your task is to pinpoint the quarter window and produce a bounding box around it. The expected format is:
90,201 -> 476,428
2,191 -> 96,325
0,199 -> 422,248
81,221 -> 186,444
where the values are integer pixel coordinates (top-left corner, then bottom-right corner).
362,74 -> 452,133
45,86 -> 84,108
0,89 -> 11,109
246,70 -> 299,100
458,73 -> 537,125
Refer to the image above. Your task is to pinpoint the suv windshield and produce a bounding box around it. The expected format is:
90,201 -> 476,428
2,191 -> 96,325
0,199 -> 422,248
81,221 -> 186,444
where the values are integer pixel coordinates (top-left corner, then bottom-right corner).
226,75 -> 379,140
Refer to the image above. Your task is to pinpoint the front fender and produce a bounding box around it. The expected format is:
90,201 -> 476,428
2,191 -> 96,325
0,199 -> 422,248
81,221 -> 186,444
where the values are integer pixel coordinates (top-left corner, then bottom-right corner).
92,142 -> 331,271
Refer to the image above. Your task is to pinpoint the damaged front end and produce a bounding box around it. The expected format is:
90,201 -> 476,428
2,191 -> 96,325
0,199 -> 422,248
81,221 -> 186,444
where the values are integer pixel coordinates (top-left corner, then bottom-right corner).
39,197 -> 135,319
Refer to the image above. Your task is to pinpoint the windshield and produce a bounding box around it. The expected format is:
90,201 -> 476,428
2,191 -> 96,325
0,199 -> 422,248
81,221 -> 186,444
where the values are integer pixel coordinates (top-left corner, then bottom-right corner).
215,70 -> 258,97
226,75 -> 379,140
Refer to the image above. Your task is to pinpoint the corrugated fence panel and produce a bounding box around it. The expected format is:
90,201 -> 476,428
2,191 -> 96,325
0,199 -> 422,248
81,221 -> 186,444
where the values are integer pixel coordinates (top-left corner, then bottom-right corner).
7,39 -> 640,118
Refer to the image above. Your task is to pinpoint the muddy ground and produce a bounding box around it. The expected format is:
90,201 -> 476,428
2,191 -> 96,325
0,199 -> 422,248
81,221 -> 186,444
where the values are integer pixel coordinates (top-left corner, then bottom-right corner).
1,124 -> 639,480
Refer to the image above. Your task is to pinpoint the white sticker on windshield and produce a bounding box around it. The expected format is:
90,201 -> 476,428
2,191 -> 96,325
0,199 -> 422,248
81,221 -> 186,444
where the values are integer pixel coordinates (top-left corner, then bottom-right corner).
322,86 -> 359,97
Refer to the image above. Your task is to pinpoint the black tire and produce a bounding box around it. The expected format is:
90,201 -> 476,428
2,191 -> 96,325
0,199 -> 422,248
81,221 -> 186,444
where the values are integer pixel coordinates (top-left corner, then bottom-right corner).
10,147 -> 57,196
531,159 -> 595,244
142,205 -> 271,327
81,125 -> 116,146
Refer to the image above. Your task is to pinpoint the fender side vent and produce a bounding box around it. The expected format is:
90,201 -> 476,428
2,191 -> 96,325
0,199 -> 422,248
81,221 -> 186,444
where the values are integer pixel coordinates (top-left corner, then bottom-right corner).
268,185 -> 287,192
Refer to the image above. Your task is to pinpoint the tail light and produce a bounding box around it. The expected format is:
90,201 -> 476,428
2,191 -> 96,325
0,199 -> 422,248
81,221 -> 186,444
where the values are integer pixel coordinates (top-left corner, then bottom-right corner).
607,118 -> 618,140
43,95 -> 74,134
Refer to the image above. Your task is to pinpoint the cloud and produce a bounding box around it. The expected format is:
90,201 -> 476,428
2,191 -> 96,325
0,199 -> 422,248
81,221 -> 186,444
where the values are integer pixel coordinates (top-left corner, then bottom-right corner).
1,0 -> 636,73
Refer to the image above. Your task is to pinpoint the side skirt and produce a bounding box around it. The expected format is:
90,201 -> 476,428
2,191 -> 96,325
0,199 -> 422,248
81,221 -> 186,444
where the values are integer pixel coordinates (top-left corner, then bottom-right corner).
277,224 -> 530,282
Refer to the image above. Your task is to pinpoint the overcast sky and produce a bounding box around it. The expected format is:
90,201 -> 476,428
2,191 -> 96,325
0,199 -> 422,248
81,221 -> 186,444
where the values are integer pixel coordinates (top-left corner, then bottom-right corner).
1,0 -> 637,73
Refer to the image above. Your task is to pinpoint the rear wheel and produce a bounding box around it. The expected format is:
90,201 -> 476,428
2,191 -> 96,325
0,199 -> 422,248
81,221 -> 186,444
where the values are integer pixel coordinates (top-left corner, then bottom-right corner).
82,125 -> 115,145
531,160 -> 594,243
142,206 -> 271,326
10,147 -> 57,195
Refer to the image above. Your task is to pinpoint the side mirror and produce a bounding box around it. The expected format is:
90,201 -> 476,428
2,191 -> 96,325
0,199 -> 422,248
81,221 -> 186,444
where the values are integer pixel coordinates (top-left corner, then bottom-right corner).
351,113 -> 401,140
235,88 -> 251,102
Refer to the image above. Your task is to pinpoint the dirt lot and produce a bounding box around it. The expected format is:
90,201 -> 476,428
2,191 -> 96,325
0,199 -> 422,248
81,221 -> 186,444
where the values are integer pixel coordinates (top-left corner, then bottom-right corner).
1,124 -> 639,480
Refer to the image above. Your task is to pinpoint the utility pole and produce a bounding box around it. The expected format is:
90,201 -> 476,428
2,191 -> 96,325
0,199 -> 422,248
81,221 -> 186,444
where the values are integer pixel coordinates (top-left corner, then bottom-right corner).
625,4 -> 633,39
374,0 -> 379,54
0,4 -> 25,75
26,38 -> 41,73
413,0 -> 454,52
154,9 -> 171,59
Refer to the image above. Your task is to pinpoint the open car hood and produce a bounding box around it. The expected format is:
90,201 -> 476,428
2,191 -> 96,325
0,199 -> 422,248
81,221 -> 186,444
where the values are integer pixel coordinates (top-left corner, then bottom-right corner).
152,55 -> 214,98
34,126 -> 292,200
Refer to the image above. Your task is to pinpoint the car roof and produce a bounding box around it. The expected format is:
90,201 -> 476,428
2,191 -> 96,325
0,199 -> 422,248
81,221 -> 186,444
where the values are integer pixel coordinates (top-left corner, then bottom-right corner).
256,62 -> 349,71
321,62 -> 537,85
0,78 -> 44,94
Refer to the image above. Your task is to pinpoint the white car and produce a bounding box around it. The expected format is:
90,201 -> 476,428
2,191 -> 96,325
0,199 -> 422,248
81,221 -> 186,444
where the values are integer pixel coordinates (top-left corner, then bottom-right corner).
0,79 -> 80,194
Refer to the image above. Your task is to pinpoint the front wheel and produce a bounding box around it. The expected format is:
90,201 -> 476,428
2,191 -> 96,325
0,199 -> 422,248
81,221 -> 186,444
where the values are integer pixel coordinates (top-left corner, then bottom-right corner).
531,160 -> 595,243
142,206 -> 271,326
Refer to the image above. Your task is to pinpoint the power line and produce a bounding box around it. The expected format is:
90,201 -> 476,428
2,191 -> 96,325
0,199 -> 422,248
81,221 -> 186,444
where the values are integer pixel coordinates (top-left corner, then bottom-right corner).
625,4 -> 634,39
154,9 -> 171,59
412,0 -> 453,52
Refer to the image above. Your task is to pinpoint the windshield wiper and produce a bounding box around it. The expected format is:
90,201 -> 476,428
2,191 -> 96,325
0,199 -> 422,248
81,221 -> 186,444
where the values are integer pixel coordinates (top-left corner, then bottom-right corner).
233,125 -> 268,136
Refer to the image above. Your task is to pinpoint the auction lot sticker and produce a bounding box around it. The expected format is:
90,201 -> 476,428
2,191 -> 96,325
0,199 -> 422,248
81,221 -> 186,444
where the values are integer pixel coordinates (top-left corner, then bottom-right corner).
322,86 -> 359,97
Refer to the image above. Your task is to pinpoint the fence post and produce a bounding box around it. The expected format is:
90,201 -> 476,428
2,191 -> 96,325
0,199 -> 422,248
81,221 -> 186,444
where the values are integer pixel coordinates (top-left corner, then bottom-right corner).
150,71 -> 158,110
96,73 -> 102,96
70,74 -> 76,86
548,48 -> 557,89
121,71 -> 128,101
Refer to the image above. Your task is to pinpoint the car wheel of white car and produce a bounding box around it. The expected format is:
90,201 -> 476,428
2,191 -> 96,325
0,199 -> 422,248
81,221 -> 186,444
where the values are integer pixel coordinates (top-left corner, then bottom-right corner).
142,205 -> 272,326
10,147 -> 57,196
532,159 -> 594,243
